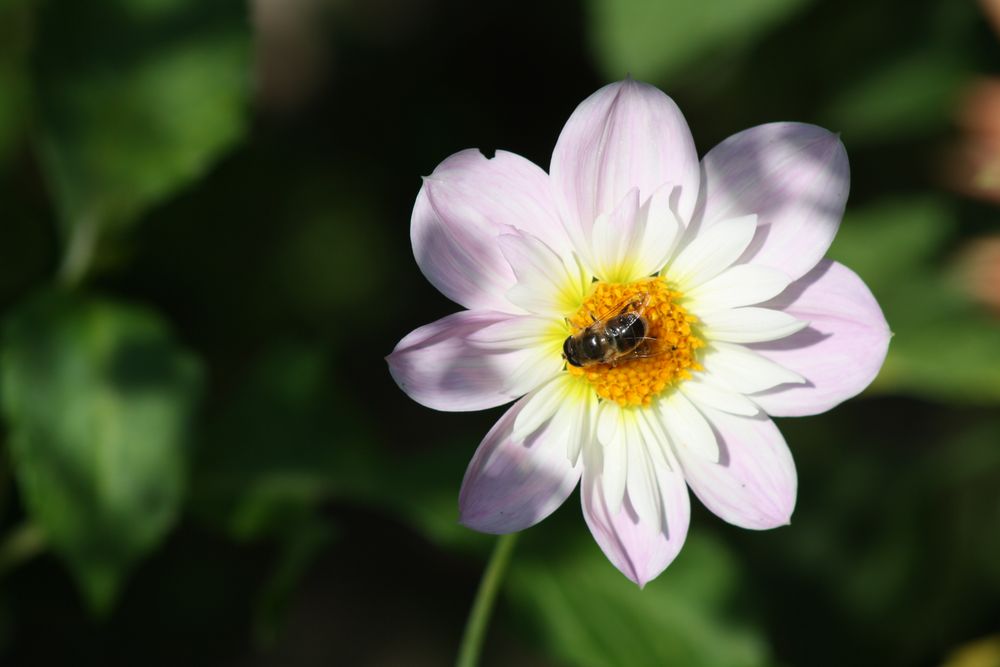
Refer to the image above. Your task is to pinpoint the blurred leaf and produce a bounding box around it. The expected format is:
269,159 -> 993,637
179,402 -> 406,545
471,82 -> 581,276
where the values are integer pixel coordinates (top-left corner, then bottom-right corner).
33,0 -> 249,235
253,516 -> 334,646
508,532 -> 772,667
0,0 -> 32,168
822,53 -> 968,143
0,290 -> 202,613
767,411 -> 1000,666
191,341 -> 489,552
273,176 -> 390,322
191,343 -> 358,541
829,198 -> 1000,403
587,0 -> 810,82
942,635 -> 1000,667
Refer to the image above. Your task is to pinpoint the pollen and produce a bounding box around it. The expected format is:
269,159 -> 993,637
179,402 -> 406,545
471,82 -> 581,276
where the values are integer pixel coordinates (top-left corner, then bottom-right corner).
566,278 -> 704,408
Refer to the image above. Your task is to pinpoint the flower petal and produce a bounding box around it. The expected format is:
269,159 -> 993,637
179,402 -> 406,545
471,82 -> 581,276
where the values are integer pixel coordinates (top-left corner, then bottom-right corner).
513,374 -> 576,441
596,402 -> 628,515
658,390 -> 719,462
675,407 -> 797,529
590,186 -> 685,283
701,341 -> 806,394
664,215 -> 758,290
499,230 -> 590,317
581,411 -> 690,587
679,376 -> 760,417
459,392 -> 583,533
698,123 -> 850,280
550,79 -> 700,256
686,264 -> 793,313
633,184 -> 685,278
700,306 -> 808,343
387,310 -> 542,411
748,260 -> 891,416
624,415 -> 661,530
412,149 -> 570,312
591,188 -> 643,283
468,314 -> 562,350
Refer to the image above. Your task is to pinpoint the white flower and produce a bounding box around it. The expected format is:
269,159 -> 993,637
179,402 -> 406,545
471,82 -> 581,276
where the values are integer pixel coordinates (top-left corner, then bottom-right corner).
387,79 -> 891,586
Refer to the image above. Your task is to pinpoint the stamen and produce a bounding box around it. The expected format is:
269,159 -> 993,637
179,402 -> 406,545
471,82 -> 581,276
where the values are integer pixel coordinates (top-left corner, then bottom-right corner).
566,278 -> 703,408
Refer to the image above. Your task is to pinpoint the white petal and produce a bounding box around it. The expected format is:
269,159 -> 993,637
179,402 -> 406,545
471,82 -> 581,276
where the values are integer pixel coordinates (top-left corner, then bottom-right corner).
748,260 -> 891,416
680,376 -> 760,416
675,407 -> 796,530
469,315 -> 562,350
503,343 -> 564,397
635,408 -> 676,474
580,422 -> 691,586
701,342 -> 805,394
634,185 -> 684,278
388,310 -> 537,411
590,188 -> 644,283
459,396 -> 582,533
657,390 -> 719,463
589,185 -> 685,284
686,264 -> 793,313
664,215 -> 758,290
512,375 -> 573,441
550,380 -> 597,466
550,79 -> 701,255
596,402 -> 628,515
499,231 -> 589,317
698,123 -> 849,281
625,416 -> 662,529
700,306 -> 808,343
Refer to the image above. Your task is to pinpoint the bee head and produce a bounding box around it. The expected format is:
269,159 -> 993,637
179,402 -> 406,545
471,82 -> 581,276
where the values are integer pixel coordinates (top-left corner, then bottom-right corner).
563,335 -> 583,367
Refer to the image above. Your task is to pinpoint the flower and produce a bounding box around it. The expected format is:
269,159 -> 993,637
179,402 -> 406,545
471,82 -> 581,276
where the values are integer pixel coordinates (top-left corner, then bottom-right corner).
387,79 -> 890,586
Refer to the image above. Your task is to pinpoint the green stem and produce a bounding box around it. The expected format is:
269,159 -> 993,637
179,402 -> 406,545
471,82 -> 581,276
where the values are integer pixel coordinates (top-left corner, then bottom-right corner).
456,533 -> 519,667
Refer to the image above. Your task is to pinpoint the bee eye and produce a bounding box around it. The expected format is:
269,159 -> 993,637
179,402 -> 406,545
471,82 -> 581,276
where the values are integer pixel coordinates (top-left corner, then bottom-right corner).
583,333 -> 602,358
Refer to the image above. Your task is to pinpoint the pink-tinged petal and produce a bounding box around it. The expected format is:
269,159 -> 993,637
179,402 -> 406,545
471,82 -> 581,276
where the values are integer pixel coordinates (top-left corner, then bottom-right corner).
498,231 -> 590,317
412,149 -> 571,312
387,310 -> 540,412
581,431 -> 690,587
674,406 -> 796,530
748,259 -> 891,417
550,79 -> 700,254
698,123 -> 850,280
459,394 -> 582,533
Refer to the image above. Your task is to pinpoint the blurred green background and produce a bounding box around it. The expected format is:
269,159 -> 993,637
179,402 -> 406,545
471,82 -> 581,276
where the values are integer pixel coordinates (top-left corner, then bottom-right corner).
0,0 -> 999,665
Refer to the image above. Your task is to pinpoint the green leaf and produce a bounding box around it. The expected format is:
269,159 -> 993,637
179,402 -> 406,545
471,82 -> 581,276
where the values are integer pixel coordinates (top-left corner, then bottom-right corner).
0,0 -> 32,168
829,198 -> 1000,403
190,343 -> 358,541
507,531 -> 773,667
821,53 -> 968,143
587,0 -> 811,82
33,0 -> 250,234
0,290 -> 202,613
191,341 -> 489,552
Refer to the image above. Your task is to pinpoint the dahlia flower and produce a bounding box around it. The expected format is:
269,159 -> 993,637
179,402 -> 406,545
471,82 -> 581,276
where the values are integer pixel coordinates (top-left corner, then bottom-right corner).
387,79 -> 890,585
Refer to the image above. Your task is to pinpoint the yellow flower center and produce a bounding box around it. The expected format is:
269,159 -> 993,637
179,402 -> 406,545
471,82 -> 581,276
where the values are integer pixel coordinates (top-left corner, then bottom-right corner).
566,278 -> 703,408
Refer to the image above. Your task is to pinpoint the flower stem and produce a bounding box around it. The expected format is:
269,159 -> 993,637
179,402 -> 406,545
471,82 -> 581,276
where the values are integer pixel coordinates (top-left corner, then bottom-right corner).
456,533 -> 519,667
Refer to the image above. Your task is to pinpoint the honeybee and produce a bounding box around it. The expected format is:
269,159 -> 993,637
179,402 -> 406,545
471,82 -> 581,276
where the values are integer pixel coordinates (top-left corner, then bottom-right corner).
563,293 -> 659,368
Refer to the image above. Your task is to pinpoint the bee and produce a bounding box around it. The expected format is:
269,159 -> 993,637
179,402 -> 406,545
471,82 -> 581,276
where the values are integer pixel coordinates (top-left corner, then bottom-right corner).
563,293 -> 659,368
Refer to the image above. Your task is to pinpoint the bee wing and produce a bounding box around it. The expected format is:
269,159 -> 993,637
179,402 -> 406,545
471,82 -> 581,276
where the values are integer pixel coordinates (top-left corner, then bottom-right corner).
583,291 -> 651,326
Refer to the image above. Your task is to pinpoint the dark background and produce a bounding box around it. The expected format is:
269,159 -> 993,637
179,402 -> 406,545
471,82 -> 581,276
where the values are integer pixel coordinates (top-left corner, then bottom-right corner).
0,0 -> 999,665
